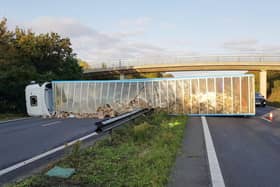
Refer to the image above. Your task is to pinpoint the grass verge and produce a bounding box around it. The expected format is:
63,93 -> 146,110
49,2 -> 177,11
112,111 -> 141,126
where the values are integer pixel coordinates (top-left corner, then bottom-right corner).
8,111 -> 187,187
267,101 -> 280,108
0,114 -> 26,122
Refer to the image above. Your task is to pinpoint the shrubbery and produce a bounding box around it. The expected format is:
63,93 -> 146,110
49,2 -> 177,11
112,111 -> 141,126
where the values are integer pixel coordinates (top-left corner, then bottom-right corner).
0,18 -> 82,113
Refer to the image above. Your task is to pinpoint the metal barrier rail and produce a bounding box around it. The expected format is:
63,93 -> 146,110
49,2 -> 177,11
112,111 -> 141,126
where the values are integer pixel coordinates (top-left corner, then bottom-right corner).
95,108 -> 152,132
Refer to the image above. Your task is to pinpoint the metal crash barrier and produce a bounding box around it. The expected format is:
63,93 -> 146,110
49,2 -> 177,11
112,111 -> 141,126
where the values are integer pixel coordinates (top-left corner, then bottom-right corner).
95,108 -> 152,132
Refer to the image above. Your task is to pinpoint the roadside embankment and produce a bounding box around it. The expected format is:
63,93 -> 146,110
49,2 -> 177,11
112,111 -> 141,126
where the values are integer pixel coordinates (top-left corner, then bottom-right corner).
9,111 -> 187,187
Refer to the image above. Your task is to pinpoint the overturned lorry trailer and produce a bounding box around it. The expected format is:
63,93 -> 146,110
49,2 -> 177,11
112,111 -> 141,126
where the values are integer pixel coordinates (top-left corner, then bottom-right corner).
26,73 -> 255,117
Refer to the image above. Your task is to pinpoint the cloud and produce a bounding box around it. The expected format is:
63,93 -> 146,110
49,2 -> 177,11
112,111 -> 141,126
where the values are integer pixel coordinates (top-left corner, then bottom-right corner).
106,30 -> 145,38
159,22 -> 176,30
222,38 -> 280,54
119,17 -> 152,28
117,17 -> 153,36
261,44 -> 280,53
7,16 -> 280,67
25,17 -> 96,37
223,39 -> 259,52
7,16 -> 197,66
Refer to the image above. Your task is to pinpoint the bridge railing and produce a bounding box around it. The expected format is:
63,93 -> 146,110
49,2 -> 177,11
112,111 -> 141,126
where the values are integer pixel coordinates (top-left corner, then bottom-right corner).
89,55 -> 280,70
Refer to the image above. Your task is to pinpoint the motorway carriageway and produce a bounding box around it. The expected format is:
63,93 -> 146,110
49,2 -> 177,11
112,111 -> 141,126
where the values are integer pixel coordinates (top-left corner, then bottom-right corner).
169,106 -> 280,187
0,117 -> 99,184
207,106 -> 280,187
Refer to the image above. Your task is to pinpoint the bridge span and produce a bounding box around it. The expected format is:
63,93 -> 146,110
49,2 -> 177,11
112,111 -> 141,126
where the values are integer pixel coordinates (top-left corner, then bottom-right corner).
84,55 -> 280,98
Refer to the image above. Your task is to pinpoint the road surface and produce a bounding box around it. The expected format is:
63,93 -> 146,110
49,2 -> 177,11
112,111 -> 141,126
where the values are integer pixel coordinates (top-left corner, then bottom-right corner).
208,106 -> 280,186
170,106 -> 280,187
0,117 -> 98,183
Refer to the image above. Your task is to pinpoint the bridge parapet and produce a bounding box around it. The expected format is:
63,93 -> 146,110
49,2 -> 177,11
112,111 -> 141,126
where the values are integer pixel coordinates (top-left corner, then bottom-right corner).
85,55 -> 280,72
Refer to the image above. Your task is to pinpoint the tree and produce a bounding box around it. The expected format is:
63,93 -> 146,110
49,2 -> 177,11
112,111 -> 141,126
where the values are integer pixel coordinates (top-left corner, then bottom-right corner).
162,73 -> 174,78
78,59 -> 90,70
0,18 -> 82,113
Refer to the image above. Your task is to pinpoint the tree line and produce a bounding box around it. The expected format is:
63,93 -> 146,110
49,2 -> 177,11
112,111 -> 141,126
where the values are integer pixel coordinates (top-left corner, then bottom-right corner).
0,18 -> 82,113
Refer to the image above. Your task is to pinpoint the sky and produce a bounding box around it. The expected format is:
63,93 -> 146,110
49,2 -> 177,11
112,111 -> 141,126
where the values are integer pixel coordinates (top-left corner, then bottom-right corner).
1,0 -> 280,66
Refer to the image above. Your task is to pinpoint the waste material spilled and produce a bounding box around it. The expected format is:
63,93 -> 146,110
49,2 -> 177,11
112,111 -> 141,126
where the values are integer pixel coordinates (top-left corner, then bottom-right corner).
53,104 -> 119,119
52,98 -> 149,119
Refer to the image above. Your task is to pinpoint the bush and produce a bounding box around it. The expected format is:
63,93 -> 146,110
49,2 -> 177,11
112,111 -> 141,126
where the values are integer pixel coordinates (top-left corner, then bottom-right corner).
0,18 -> 82,113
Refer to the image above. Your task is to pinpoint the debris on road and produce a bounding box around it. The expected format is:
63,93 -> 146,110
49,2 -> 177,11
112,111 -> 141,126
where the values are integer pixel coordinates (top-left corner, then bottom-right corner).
51,94 -> 151,119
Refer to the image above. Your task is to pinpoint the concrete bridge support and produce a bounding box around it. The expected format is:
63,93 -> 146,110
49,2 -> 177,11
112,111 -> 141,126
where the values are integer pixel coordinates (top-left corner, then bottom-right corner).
259,70 -> 267,98
120,73 -> 125,80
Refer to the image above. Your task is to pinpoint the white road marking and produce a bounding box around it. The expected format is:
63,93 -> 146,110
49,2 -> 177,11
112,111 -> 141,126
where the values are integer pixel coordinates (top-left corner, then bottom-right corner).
0,117 -> 32,124
0,131 -> 98,176
41,121 -> 61,127
201,116 -> 225,187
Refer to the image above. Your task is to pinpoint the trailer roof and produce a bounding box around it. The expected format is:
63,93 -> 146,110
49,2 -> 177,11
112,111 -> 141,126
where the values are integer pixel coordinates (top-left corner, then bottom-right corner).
52,73 -> 254,83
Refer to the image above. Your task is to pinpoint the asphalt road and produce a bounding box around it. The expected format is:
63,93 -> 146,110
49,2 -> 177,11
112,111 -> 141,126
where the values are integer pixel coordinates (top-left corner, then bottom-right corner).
207,106 -> 280,187
0,117 -> 98,172
170,106 -> 280,187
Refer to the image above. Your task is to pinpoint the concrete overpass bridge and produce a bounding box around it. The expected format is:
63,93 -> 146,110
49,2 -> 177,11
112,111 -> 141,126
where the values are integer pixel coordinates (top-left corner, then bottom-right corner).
84,55 -> 280,98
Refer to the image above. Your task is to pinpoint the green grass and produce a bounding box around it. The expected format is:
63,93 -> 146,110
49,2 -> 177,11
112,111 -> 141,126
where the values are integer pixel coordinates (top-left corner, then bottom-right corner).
0,113 -> 26,121
267,87 -> 280,108
8,110 -> 187,187
267,101 -> 280,108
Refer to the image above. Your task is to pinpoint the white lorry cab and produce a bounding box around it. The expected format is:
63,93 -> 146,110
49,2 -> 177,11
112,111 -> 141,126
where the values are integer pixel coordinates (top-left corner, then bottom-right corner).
25,82 -> 53,117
